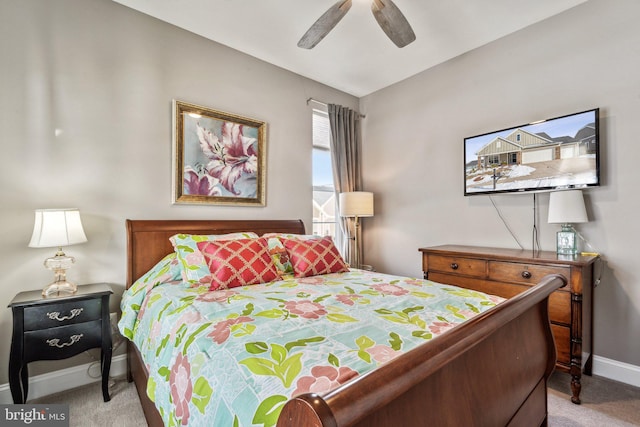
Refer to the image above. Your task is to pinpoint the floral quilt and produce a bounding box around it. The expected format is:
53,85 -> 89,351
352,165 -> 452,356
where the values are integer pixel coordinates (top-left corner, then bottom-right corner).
119,261 -> 503,427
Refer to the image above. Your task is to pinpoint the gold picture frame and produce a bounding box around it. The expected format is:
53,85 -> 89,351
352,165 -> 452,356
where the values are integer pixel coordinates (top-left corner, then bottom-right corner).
172,100 -> 266,206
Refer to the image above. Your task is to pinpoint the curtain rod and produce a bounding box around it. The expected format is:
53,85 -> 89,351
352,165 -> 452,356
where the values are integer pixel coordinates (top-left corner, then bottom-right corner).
306,97 -> 366,118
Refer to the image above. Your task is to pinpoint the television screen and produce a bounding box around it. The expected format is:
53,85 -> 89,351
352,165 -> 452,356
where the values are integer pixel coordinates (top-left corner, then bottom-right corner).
464,108 -> 600,196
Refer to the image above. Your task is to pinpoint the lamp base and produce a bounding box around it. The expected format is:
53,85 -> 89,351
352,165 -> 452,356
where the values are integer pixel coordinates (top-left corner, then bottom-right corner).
42,250 -> 78,298
42,280 -> 78,298
556,224 -> 578,255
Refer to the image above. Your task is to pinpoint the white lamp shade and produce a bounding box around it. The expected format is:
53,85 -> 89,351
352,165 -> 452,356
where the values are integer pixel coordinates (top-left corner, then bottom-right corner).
29,209 -> 88,248
548,190 -> 588,224
339,192 -> 374,217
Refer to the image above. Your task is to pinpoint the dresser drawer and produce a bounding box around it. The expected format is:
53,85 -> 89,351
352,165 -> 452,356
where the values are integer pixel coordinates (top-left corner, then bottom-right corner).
425,255 -> 487,278
429,272 -> 570,324
488,261 -> 569,287
23,298 -> 102,331
23,320 -> 103,362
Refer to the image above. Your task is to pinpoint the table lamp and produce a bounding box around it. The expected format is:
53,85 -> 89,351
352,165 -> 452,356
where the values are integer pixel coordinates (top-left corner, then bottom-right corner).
339,191 -> 374,269
29,209 -> 88,297
548,190 -> 588,255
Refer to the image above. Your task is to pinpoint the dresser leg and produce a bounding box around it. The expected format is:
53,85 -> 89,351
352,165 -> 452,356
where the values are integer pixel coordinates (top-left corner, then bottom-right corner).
570,373 -> 582,404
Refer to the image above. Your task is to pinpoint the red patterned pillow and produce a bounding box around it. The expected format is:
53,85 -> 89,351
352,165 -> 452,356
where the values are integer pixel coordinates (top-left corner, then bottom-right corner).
196,238 -> 280,290
282,236 -> 349,278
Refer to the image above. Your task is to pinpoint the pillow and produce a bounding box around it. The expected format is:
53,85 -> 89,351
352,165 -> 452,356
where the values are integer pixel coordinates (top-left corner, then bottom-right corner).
170,232 -> 259,286
196,237 -> 280,290
281,236 -> 349,278
129,253 -> 183,294
266,237 -> 294,276
262,233 -> 321,277
263,233 -> 320,240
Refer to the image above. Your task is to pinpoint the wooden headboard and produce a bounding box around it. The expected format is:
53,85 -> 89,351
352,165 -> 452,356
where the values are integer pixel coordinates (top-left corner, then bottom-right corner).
126,219 -> 305,289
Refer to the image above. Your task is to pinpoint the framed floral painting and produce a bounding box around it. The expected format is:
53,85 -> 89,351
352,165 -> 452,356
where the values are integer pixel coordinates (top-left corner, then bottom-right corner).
172,100 -> 266,206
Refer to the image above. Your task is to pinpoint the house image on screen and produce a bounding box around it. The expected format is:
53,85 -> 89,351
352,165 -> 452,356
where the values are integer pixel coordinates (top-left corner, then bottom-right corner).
475,123 -> 596,170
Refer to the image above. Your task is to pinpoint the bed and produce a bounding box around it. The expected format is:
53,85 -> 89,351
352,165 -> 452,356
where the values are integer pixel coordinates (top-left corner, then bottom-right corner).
122,219 -> 565,427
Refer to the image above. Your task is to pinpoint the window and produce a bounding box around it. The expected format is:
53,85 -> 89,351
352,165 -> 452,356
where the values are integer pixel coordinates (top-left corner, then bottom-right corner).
312,109 -> 337,237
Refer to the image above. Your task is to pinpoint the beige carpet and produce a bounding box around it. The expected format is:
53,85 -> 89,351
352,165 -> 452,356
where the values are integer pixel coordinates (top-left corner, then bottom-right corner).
31,376 -> 144,427
33,371 -> 640,426
548,371 -> 640,426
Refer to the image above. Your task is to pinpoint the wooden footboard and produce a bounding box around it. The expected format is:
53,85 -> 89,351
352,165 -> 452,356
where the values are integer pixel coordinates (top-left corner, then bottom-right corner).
278,273 -> 565,427
125,220 -> 564,427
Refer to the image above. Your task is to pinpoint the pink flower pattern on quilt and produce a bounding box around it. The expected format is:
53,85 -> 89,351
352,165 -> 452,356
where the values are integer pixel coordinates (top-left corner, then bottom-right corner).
170,353 -> 193,426
284,300 -> 327,319
292,365 -> 358,396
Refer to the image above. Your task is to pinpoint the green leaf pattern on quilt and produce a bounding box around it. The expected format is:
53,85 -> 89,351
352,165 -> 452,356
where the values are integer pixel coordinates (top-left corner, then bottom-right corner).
120,267 -> 503,426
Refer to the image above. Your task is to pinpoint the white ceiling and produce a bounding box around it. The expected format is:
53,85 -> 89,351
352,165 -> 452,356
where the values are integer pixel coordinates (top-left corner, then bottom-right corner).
112,0 -> 587,97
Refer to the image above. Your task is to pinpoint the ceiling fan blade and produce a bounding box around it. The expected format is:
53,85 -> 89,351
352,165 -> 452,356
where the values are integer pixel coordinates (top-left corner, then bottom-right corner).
371,0 -> 416,48
298,0 -> 352,49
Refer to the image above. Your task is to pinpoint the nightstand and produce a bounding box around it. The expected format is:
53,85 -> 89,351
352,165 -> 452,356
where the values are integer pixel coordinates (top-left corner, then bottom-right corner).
8,283 -> 113,403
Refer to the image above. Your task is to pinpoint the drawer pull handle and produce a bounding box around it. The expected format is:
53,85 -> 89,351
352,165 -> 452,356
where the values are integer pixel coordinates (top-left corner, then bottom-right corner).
47,308 -> 83,321
47,334 -> 83,348
450,263 -> 459,270
522,271 -> 532,279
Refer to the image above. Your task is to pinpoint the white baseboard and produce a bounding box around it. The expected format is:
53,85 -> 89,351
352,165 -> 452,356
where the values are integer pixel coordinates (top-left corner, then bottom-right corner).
0,354 -> 127,404
593,355 -> 640,388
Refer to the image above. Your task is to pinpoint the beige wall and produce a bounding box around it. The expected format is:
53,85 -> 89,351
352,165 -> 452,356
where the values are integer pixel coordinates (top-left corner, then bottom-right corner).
360,0 -> 640,369
0,0 -> 357,385
2,0 -> 638,391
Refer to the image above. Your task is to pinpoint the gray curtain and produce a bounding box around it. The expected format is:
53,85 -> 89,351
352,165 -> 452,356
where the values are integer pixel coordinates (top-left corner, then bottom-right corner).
328,104 -> 363,266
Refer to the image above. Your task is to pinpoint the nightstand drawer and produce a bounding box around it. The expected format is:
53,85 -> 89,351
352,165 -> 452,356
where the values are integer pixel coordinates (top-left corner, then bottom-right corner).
23,298 -> 102,331
488,261 -> 569,287
24,320 -> 103,362
425,255 -> 487,278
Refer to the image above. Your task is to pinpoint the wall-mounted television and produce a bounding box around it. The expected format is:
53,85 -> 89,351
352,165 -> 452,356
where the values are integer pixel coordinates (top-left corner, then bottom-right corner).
464,108 -> 600,196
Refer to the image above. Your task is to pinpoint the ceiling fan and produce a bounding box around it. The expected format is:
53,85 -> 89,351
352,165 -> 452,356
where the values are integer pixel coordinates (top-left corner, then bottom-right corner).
298,0 -> 416,49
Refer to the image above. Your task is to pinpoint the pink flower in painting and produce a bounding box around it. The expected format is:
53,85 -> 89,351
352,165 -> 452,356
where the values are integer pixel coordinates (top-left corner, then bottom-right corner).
366,345 -> 401,364
169,353 -> 193,425
371,283 -> 409,296
208,316 -> 254,344
298,276 -> 324,285
196,289 -> 238,303
284,300 -> 327,319
336,294 -> 362,306
292,365 -> 358,396
429,321 -> 455,335
197,122 -> 257,195
183,165 -> 222,196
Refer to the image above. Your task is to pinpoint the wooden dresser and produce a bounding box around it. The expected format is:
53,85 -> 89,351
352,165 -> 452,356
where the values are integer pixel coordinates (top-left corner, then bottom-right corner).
419,245 -> 599,404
